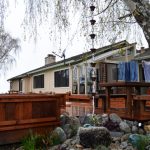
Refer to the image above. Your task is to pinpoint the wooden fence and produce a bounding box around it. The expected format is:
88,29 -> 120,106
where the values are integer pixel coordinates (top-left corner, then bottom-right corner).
0,94 -> 66,145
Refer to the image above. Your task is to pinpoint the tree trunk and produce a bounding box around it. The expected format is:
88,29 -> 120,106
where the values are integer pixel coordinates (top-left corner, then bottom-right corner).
123,0 -> 150,47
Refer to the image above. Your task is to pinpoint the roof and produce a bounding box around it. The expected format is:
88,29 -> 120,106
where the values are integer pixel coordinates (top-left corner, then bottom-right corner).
134,48 -> 150,60
8,40 -> 135,81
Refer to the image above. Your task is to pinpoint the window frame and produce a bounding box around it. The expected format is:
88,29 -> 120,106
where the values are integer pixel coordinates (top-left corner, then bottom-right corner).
54,69 -> 69,87
33,74 -> 44,89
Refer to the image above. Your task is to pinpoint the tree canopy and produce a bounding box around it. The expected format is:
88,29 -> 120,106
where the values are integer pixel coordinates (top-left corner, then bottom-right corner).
0,29 -> 20,73
21,0 -> 150,50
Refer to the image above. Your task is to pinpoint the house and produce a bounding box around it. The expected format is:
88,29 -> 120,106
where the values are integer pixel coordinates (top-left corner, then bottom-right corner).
8,40 -> 137,95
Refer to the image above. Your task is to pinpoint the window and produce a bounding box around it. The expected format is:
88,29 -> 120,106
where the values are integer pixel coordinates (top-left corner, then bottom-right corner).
54,69 -> 69,87
112,67 -> 118,81
33,74 -> 44,88
72,66 -> 78,94
79,65 -> 85,94
19,79 -> 23,92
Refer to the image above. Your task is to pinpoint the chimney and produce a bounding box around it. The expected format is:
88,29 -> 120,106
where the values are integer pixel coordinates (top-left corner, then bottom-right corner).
45,54 -> 56,65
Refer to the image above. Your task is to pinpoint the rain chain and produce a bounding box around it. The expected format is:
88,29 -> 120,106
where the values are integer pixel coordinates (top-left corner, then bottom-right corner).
89,2 -> 96,114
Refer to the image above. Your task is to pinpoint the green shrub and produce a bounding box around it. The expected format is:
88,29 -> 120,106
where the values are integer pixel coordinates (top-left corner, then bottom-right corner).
50,131 -> 61,145
21,131 -> 49,150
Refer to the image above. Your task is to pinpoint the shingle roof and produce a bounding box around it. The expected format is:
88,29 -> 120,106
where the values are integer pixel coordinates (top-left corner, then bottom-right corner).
134,48 -> 150,60
8,40 -> 133,81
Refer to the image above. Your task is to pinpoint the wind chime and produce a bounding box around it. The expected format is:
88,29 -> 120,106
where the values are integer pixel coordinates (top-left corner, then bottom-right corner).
89,1 -> 96,114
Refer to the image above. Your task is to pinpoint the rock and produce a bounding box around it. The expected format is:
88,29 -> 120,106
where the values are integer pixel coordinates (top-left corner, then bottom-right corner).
119,121 -> 131,133
101,113 -> 109,124
109,143 -> 120,150
144,125 -> 150,132
132,125 -> 138,133
48,145 -> 60,150
63,116 -> 80,138
121,133 -> 131,142
110,131 -> 124,138
75,144 -> 84,149
128,134 -> 150,150
109,113 -> 122,124
15,146 -> 24,150
83,124 -> 93,128
125,120 -> 134,127
78,126 -> 111,148
60,112 -> 70,127
52,127 -> 67,143
120,141 -> 128,149
78,115 -> 85,125
63,138 -> 72,145
59,143 -> 68,150
138,128 -> 145,134
69,116 -> 81,127
63,124 -> 74,138
94,145 -> 109,150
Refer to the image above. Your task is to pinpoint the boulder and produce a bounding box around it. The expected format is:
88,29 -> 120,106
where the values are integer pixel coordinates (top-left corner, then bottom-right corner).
78,127 -> 111,148
68,116 -> 81,127
129,134 -> 150,150
109,113 -> 122,124
63,124 -> 74,138
60,112 -> 70,127
52,127 -> 67,143
132,125 -> 138,133
119,121 -> 131,133
110,131 -> 124,138
61,115 -> 81,138
101,113 -> 109,124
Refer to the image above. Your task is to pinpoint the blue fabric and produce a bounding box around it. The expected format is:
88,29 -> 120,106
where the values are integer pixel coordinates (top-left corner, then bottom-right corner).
125,62 -> 130,81
118,62 -> 125,80
143,61 -> 150,82
118,61 -> 138,81
129,61 -> 138,81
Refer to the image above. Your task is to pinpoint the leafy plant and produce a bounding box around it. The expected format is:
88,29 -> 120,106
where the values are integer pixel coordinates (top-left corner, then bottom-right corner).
89,115 -> 102,126
21,131 -> 49,150
50,131 -> 61,146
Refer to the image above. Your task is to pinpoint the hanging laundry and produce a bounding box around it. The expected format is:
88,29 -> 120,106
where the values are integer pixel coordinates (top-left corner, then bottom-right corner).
129,61 -> 138,81
118,62 -> 125,81
118,61 -> 138,81
125,62 -> 130,81
142,61 -> 150,82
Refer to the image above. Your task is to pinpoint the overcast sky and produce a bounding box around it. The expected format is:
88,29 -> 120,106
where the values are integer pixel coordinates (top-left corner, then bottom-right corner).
0,1 -> 148,93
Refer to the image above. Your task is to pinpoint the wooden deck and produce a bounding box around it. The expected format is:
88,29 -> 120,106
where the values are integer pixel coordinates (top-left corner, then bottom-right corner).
66,82 -> 150,122
100,81 -> 150,121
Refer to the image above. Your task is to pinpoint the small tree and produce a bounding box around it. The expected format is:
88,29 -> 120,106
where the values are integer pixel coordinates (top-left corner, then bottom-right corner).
0,29 -> 20,73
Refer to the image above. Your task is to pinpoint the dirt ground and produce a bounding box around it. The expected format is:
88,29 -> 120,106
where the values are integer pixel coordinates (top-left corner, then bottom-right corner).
0,143 -> 21,150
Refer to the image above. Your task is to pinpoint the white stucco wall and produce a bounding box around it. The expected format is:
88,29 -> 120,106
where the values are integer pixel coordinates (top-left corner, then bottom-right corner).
11,80 -> 19,91
30,66 -> 72,94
